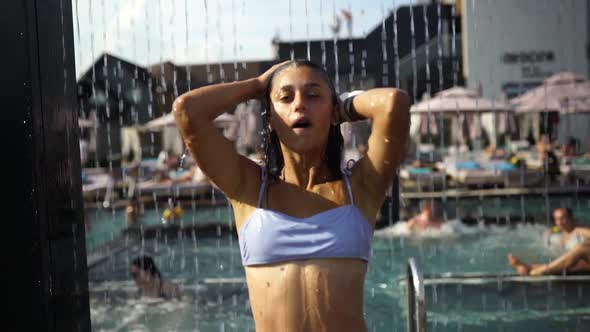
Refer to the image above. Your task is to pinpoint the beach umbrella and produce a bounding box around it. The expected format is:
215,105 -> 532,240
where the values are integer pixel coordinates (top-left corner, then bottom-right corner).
511,72 -> 590,149
410,87 -> 514,147
512,72 -> 590,113
411,87 -> 513,113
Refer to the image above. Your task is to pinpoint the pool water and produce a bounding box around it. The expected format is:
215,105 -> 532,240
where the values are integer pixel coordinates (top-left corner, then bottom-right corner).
88,221 -> 590,331
85,196 -> 590,251
85,204 -> 233,251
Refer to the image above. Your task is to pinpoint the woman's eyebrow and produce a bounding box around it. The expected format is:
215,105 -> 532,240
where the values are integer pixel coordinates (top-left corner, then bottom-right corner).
303,83 -> 322,89
278,83 -> 322,91
278,85 -> 294,92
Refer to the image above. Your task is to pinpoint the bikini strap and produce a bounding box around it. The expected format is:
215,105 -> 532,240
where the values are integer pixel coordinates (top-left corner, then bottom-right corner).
342,165 -> 355,206
257,167 -> 268,208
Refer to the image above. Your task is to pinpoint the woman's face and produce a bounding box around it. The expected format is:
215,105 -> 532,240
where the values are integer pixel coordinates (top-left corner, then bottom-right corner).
269,66 -> 337,153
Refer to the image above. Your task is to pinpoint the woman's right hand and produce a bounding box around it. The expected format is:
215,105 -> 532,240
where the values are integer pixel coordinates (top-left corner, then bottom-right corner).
256,61 -> 291,96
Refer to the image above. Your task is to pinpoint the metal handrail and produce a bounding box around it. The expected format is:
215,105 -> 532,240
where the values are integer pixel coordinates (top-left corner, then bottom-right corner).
407,258 -> 426,332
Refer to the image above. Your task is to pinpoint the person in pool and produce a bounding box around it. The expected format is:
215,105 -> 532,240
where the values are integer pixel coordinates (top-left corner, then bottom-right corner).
543,207 -> 590,250
508,240 -> 590,276
173,60 -> 410,331
130,256 -> 181,299
508,207 -> 590,276
125,197 -> 140,227
406,199 -> 446,232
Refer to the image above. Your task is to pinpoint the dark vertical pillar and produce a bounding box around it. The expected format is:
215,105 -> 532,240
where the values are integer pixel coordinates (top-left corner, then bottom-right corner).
4,0 -> 90,331
587,0 -> 590,78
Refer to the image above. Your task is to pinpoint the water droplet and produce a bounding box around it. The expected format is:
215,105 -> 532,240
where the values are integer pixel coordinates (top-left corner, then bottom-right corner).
384,138 -> 390,143
178,148 -> 189,170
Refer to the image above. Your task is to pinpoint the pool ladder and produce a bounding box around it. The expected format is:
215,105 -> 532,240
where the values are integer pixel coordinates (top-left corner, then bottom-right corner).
406,258 -> 426,332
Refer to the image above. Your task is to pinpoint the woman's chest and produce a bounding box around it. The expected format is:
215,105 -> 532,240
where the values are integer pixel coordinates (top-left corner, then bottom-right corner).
264,181 -> 349,218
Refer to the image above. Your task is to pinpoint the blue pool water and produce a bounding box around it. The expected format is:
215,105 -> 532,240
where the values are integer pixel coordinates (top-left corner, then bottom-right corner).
85,196 -> 590,251
88,219 -> 590,331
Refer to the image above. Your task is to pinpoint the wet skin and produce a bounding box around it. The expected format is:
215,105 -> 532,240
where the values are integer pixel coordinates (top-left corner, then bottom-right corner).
173,61 -> 410,331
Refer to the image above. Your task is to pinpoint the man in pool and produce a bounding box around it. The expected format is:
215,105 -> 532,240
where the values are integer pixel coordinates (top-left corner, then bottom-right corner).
130,256 -> 182,299
406,199 -> 445,232
543,207 -> 590,249
125,197 -> 140,227
508,240 -> 590,276
508,207 -> 590,276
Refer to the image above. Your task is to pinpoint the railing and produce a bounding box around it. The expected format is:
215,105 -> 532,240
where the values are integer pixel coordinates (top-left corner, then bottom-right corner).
406,258 -> 427,332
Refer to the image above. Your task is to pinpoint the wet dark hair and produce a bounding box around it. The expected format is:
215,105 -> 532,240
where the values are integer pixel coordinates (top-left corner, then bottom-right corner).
131,255 -> 161,279
261,60 -> 343,179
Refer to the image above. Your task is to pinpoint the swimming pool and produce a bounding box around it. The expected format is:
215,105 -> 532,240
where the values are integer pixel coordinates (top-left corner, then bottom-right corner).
85,196 -> 590,251
88,220 -> 590,331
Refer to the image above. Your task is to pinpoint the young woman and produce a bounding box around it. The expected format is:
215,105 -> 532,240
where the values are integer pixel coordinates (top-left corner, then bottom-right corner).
173,60 -> 410,331
130,256 -> 181,299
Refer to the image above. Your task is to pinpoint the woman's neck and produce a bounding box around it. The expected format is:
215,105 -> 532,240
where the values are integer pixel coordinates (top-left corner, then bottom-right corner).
280,144 -> 334,189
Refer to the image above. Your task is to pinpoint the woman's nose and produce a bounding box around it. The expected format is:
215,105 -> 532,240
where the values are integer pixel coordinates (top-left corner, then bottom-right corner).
292,92 -> 306,111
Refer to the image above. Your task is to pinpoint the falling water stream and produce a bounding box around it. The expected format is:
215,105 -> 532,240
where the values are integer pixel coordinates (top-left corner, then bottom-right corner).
70,1 -> 590,331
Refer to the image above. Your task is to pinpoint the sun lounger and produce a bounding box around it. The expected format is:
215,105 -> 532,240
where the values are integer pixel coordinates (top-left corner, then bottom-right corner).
82,172 -> 114,195
138,180 -> 215,197
400,166 -> 447,188
561,158 -> 590,182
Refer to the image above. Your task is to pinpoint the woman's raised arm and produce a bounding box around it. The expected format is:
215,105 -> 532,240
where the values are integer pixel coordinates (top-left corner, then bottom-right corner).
172,78 -> 260,200
172,62 -> 288,201
346,88 -> 411,211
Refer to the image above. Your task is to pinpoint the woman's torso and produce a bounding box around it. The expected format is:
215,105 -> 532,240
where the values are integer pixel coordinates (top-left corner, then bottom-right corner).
232,175 -> 373,332
244,259 -> 367,332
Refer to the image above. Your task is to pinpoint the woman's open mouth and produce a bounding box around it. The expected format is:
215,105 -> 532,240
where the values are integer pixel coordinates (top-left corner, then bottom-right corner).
292,118 -> 312,133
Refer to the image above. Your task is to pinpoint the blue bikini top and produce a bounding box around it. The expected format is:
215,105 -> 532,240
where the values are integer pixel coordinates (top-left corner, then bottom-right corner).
238,168 -> 373,266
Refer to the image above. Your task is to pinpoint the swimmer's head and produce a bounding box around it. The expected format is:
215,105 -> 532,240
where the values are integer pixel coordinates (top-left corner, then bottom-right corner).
261,60 -> 343,178
126,198 -> 139,224
420,199 -> 441,217
553,207 -> 575,231
130,255 -> 161,285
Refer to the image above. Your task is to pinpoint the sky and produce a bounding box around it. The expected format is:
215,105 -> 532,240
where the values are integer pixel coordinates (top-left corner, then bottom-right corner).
72,0 -> 413,77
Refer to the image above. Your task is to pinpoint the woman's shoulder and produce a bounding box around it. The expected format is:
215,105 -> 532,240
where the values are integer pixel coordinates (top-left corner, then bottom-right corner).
161,280 -> 182,299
